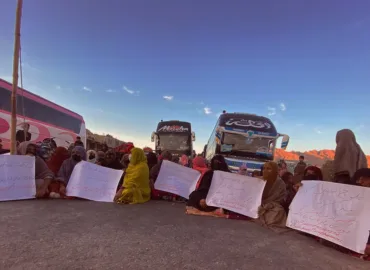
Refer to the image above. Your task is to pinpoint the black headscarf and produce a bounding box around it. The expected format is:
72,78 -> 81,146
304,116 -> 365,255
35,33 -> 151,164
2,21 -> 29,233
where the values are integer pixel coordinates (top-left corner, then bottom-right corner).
187,155 -> 229,211
197,155 -> 230,191
352,168 -> 370,185
210,155 -> 230,172
146,152 -> 158,171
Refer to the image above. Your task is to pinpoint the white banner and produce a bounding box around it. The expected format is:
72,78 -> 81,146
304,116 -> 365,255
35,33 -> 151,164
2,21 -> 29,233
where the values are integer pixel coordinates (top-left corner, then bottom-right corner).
287,181 -> 370,254
206,171 -> 266,218
66,161 -> 123,202
0,155 -> 36,201
154,160 -> 201,199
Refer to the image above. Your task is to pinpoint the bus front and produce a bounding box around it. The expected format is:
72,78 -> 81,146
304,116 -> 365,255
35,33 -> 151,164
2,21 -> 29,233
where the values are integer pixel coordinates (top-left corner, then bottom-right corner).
151,121 -> 195,156
207,113 -> 289,173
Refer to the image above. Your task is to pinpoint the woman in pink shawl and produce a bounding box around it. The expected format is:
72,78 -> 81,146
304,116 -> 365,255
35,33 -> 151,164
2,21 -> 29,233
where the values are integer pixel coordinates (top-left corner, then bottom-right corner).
18,141 -> 54,198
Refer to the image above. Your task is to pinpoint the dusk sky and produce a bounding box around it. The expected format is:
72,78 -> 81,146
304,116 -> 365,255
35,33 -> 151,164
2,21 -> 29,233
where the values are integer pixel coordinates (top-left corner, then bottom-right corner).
1,0 -> 369,153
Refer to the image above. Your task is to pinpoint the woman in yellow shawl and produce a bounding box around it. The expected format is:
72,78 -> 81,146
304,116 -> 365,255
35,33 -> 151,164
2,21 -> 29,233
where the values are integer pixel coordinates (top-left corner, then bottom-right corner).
114,148 -> 151,204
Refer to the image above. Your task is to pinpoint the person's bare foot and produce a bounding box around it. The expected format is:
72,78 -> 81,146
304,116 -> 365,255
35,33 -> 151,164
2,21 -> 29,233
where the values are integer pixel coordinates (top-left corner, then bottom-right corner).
35,186 -> 47,198
114,188 -> 124,202
199,199 -> 207,209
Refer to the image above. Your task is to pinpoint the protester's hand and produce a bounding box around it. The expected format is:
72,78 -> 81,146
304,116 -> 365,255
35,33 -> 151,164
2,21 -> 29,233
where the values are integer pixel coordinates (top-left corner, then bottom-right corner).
293,182 -> 303,192
149,179 -> 155,190
114,188 -> 123,202
199,199 -> 207,209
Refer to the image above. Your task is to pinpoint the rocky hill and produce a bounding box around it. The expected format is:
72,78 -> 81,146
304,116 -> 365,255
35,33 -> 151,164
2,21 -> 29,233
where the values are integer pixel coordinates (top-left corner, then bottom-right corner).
86,129 -> 125,148
275,149 -> 370,167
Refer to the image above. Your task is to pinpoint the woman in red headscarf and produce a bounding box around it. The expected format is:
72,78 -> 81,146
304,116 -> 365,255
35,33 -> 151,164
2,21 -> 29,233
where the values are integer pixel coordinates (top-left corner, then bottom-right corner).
46,147 -> 70,198
192,156 -> 209,189
47,147 -> 70,174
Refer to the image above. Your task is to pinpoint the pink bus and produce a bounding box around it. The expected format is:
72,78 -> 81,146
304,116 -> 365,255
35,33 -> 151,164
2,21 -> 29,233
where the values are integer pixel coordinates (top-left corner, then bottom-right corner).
0,78 -> 86,150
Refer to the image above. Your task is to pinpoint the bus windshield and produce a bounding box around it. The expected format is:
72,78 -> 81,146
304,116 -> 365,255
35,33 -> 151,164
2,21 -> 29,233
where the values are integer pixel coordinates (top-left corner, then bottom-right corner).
158,134 -> 190,151
221,132 -> 273,157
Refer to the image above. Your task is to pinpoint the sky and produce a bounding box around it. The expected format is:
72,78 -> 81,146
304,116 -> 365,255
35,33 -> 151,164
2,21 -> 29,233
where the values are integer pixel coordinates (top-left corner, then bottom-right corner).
1,0 -> 370,154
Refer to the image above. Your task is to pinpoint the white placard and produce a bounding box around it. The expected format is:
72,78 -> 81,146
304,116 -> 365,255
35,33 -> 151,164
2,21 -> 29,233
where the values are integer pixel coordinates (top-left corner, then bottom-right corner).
154,160 -> 201,199
66,161 -> 123,202
0,155 -> 36,201
206,171 -> 266,218
287,181 -> 370,254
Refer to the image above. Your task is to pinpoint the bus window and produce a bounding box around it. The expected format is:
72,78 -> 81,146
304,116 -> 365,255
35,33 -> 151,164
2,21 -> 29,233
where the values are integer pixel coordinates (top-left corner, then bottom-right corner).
0,87 -> 82,133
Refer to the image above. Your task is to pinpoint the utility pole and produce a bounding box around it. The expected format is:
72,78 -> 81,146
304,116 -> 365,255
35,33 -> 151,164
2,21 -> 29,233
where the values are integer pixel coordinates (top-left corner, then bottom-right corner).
10,0 -> 23,154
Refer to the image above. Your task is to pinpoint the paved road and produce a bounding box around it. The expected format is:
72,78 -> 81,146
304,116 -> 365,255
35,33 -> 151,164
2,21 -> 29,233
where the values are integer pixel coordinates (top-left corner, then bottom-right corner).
0,200 -> 368,270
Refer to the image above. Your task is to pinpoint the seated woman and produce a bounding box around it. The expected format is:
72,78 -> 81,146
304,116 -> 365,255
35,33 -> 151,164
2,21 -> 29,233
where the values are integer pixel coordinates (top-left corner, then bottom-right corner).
87,150 -> 97,164
103,150 -> 123,170
186,155 -> 230,215
334,129 -> 367,184
47,147 -> 70,174
192,156 -> 209,189
278,160 -> 288,177
18,142 -> 54,198
281,171 -> 294,212
46,146 -> 70,198
256,161 -> 287,228
283,166 -> 324,212
56,146 -> 86,196
252,170 -> 260,177
354,168 -> 370,258
146,152 -> 158,171
150,151 -> 181,201
96,150 -> 106,166
120,153 -> 130,169
114,148 -> 151,204
303,166 -> 323,180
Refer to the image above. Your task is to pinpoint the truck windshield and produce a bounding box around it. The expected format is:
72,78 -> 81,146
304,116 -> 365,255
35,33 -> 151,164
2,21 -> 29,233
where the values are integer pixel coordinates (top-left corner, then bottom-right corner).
221,132 -> 273,157
158,134 -> 190,151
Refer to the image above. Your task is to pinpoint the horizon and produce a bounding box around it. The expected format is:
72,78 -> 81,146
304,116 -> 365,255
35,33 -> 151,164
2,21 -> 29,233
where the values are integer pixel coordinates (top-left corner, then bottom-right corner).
1,1 -> 369,154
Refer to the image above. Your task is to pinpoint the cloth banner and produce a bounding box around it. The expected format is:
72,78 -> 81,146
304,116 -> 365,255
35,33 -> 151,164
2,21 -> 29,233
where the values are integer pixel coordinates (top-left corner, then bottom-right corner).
206,171 -> 266,218
66,161 -> 123,202
287,180 -> 370,254
155,160 -> 201,199
0,155 -> 36,201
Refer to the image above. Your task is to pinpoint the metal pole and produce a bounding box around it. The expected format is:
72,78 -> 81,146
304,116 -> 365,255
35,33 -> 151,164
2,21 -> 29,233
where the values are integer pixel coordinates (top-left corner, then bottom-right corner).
10,0 -> 23,154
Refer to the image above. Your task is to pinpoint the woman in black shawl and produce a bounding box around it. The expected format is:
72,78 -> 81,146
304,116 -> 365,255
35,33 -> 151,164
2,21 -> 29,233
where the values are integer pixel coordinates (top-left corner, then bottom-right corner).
103,150 -> 123,170
187,155 -> 230,212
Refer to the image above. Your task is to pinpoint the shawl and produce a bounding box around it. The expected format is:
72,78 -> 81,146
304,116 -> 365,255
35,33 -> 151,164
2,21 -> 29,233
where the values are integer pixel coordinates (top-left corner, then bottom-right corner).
18,141 -> 54,180
334,129 -> 367,177
117,148 -> 150,204
47,147 -> 70,174
56,146 -> 86,184
257,177 -> 287,228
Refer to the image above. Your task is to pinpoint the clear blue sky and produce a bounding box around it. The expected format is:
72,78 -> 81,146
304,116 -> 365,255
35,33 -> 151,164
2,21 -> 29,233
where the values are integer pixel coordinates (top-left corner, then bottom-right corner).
1,0 -> 369,154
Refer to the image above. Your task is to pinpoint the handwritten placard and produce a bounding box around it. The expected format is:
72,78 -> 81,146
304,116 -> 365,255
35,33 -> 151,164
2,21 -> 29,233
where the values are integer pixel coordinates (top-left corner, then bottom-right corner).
66,161 -> 123,202
0,155 -> 36,201
287,181 -> 370,254
154,160 -> 201,199
206,171 -> 266,218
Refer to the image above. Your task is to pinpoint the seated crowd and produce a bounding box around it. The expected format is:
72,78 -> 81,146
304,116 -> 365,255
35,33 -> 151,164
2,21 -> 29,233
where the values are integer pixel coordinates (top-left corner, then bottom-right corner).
10,128 -> 370,259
